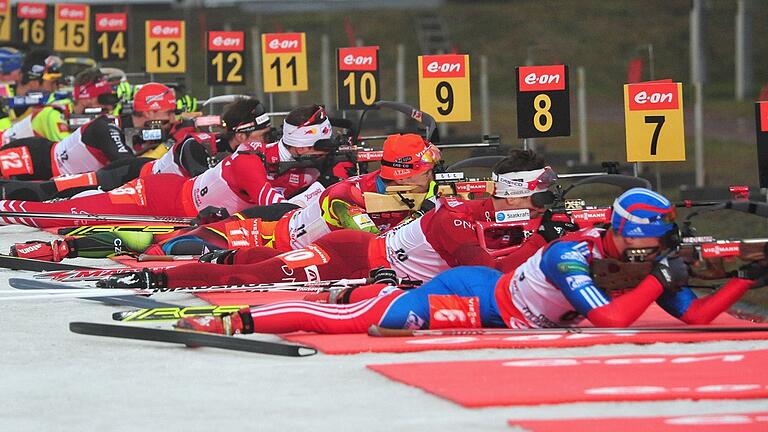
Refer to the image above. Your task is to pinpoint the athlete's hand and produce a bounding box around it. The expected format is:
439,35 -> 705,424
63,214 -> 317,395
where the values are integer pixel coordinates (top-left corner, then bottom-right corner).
734,261 -> 768,288
369,267 -> 398,286
176,95 -> 198,113
650,257 -> 689,294
537,210 -> 579,242
199,249 -> 238,265
193,206 -> 230,226
96,268 -> 167,290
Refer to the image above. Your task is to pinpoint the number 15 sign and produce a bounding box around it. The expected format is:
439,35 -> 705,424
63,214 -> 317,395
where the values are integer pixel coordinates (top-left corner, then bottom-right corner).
624,82 -> 685,162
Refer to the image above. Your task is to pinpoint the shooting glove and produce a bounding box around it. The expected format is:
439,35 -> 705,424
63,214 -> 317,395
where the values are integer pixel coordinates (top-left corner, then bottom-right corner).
198,249 -> 238,265
330,200 -> 379,234
369,267 -> 398,286
176,95 -> 198,113
734,262 -> 768,288
193,206 -> 230,226
96,268 -> 167,290
650,256 -> 689,294
537,209 -> 579,242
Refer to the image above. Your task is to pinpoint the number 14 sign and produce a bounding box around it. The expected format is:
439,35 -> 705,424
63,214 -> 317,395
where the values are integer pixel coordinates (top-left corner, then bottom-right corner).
624,81 -> 685,162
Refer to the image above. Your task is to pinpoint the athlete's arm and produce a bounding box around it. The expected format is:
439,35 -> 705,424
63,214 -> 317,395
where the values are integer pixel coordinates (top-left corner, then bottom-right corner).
655,278 -> 753,324
232,155 -> 286,205
541,241 -> 662,327
82,117 -> 133,162
435,215 -> 495,268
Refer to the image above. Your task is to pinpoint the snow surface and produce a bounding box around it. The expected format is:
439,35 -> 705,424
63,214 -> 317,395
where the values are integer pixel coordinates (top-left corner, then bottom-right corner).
1,224 -> 767,432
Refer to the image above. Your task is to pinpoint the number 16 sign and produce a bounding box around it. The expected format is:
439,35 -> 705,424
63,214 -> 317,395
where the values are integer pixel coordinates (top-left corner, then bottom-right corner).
624,81 -> 685,162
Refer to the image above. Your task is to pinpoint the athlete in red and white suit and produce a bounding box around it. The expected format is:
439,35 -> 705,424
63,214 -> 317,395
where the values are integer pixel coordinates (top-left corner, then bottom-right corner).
100,151 -> 578,289
0,102 -> 331,228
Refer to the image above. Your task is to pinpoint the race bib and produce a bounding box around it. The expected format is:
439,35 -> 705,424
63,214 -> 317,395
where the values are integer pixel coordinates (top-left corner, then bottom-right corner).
276,244 -> 331,269
0,146 -> 34,176
53,172 -> 98,191
428,294 -> 481,329
108,178 -> 147,206
224,218 -> 261,248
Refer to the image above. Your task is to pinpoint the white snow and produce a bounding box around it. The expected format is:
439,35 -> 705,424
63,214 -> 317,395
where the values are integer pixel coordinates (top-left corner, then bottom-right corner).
0,224 -> 766,431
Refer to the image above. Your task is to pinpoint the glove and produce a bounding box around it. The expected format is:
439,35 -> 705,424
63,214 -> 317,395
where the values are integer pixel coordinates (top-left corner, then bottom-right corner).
96,268 -> 167,290
734,262 -> 768,287
199,249 -> 238,265
116,81 -> 134,103
330,200 -> 379,234
193,206 -> 230,226
537,210 -> 579,242
176,95 -> 198,113
649,256 -> 689,294
369,267 -> 398,286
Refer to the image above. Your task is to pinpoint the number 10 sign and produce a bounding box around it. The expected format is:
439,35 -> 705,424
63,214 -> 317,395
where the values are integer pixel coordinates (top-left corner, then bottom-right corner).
624,82 -> 685,162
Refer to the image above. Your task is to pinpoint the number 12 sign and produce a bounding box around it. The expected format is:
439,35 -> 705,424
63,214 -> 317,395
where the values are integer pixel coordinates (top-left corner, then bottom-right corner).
418,54 -> 471,122
624,82 -> 685,162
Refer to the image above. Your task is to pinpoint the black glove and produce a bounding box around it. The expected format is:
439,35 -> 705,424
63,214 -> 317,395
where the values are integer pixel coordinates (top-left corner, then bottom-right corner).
193,206 -> 230,226
649,257 -> 689,294
96,268 -> 167,290
198,249 -> 238,265
369,267 -> 398,286
734,262 -> 768,287
537,210 -> 579,242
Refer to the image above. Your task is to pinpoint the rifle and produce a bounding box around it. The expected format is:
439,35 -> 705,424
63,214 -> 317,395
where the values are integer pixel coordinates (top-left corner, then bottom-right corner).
673,236 -> 768,280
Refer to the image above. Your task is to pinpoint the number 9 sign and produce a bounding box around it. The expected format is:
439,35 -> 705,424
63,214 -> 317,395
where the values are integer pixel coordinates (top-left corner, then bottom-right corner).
624,82 -> 685,162
418,54 -> 471,122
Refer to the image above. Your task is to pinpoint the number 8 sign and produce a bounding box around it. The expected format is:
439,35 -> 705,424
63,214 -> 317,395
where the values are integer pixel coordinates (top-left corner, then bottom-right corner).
624,82 -> 685,162
516,64 -> 570,138
418,54 -> 471,122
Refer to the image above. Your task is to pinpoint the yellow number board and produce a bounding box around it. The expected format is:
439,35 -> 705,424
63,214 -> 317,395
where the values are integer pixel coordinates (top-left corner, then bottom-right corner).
94,13 -> 128,61
15,2 -> 48,47
54,4 -> 89,53
624,81 -> 685,162
145,20 -> 186,74
0,1 -> 10,42
261,32 -> 308,93
418,54 -> 471,122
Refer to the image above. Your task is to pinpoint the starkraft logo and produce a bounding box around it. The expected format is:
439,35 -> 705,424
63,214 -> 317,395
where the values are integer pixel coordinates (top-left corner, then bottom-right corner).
58,5 -> 86,21
18,2 -> 46,19
338,46 -> 378,71
760,102 -> 768,133
701,242 -> 740,258
628,82 -> 679,111
518,65 -> 567,92
149,21 -> 182,39
208,31 -> 245,52
422,54 -> 466,78
264,33 -> 302,53
95,13 -> 126,32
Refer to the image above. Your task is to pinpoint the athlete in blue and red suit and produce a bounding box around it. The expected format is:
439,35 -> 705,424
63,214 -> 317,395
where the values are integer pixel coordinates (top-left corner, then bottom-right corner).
176,187 -> 764,335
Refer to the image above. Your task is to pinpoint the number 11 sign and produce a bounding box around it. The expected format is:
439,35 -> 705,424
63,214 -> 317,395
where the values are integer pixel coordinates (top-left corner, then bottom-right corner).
624,81 -> 685,162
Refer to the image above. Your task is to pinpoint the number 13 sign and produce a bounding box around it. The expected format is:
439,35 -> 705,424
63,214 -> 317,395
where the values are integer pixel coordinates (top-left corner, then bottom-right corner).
624,82 -> 685,162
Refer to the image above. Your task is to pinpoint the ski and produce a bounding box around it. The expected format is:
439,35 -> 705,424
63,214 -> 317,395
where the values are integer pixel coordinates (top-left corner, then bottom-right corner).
33,268 -> 143,282
113,304 -> 253,322
59,225 -> 186,236
367,324 -> 768,337
69,322 -> 317,357
8,278 -> 178,309
0,210 -> 194,225
0,254 -> 91,272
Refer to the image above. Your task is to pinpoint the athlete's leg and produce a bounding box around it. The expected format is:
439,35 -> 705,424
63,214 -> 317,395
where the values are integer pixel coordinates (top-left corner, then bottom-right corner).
377,266 -> 506,329
0,174 -> 191,228
161,229 -> 376,288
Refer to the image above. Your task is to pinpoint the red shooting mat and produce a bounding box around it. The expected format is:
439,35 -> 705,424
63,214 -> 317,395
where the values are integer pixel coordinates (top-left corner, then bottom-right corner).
278,305 -> 768,354
368,349 -> 768,407
508,412 -> 768,432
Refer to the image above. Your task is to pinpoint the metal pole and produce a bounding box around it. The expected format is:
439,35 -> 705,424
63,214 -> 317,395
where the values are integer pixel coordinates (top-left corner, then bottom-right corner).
735,0 -> 753,101
321,34 -> 331,111
208,86 -> 214,115
577,66 -> 588,164
396,44 -> 406,130
480,55 -> 490,137
251,27 -> 265,102
269,93 -> 274,113
694,81 -> 705,187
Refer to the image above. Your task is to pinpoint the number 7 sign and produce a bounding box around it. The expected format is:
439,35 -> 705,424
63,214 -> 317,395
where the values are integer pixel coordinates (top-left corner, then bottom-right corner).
624,82 -> 685,162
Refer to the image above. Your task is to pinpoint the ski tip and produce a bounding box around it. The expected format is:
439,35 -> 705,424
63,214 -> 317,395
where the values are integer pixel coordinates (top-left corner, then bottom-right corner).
112,311 -> 129,321
297,346 -> 318,357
